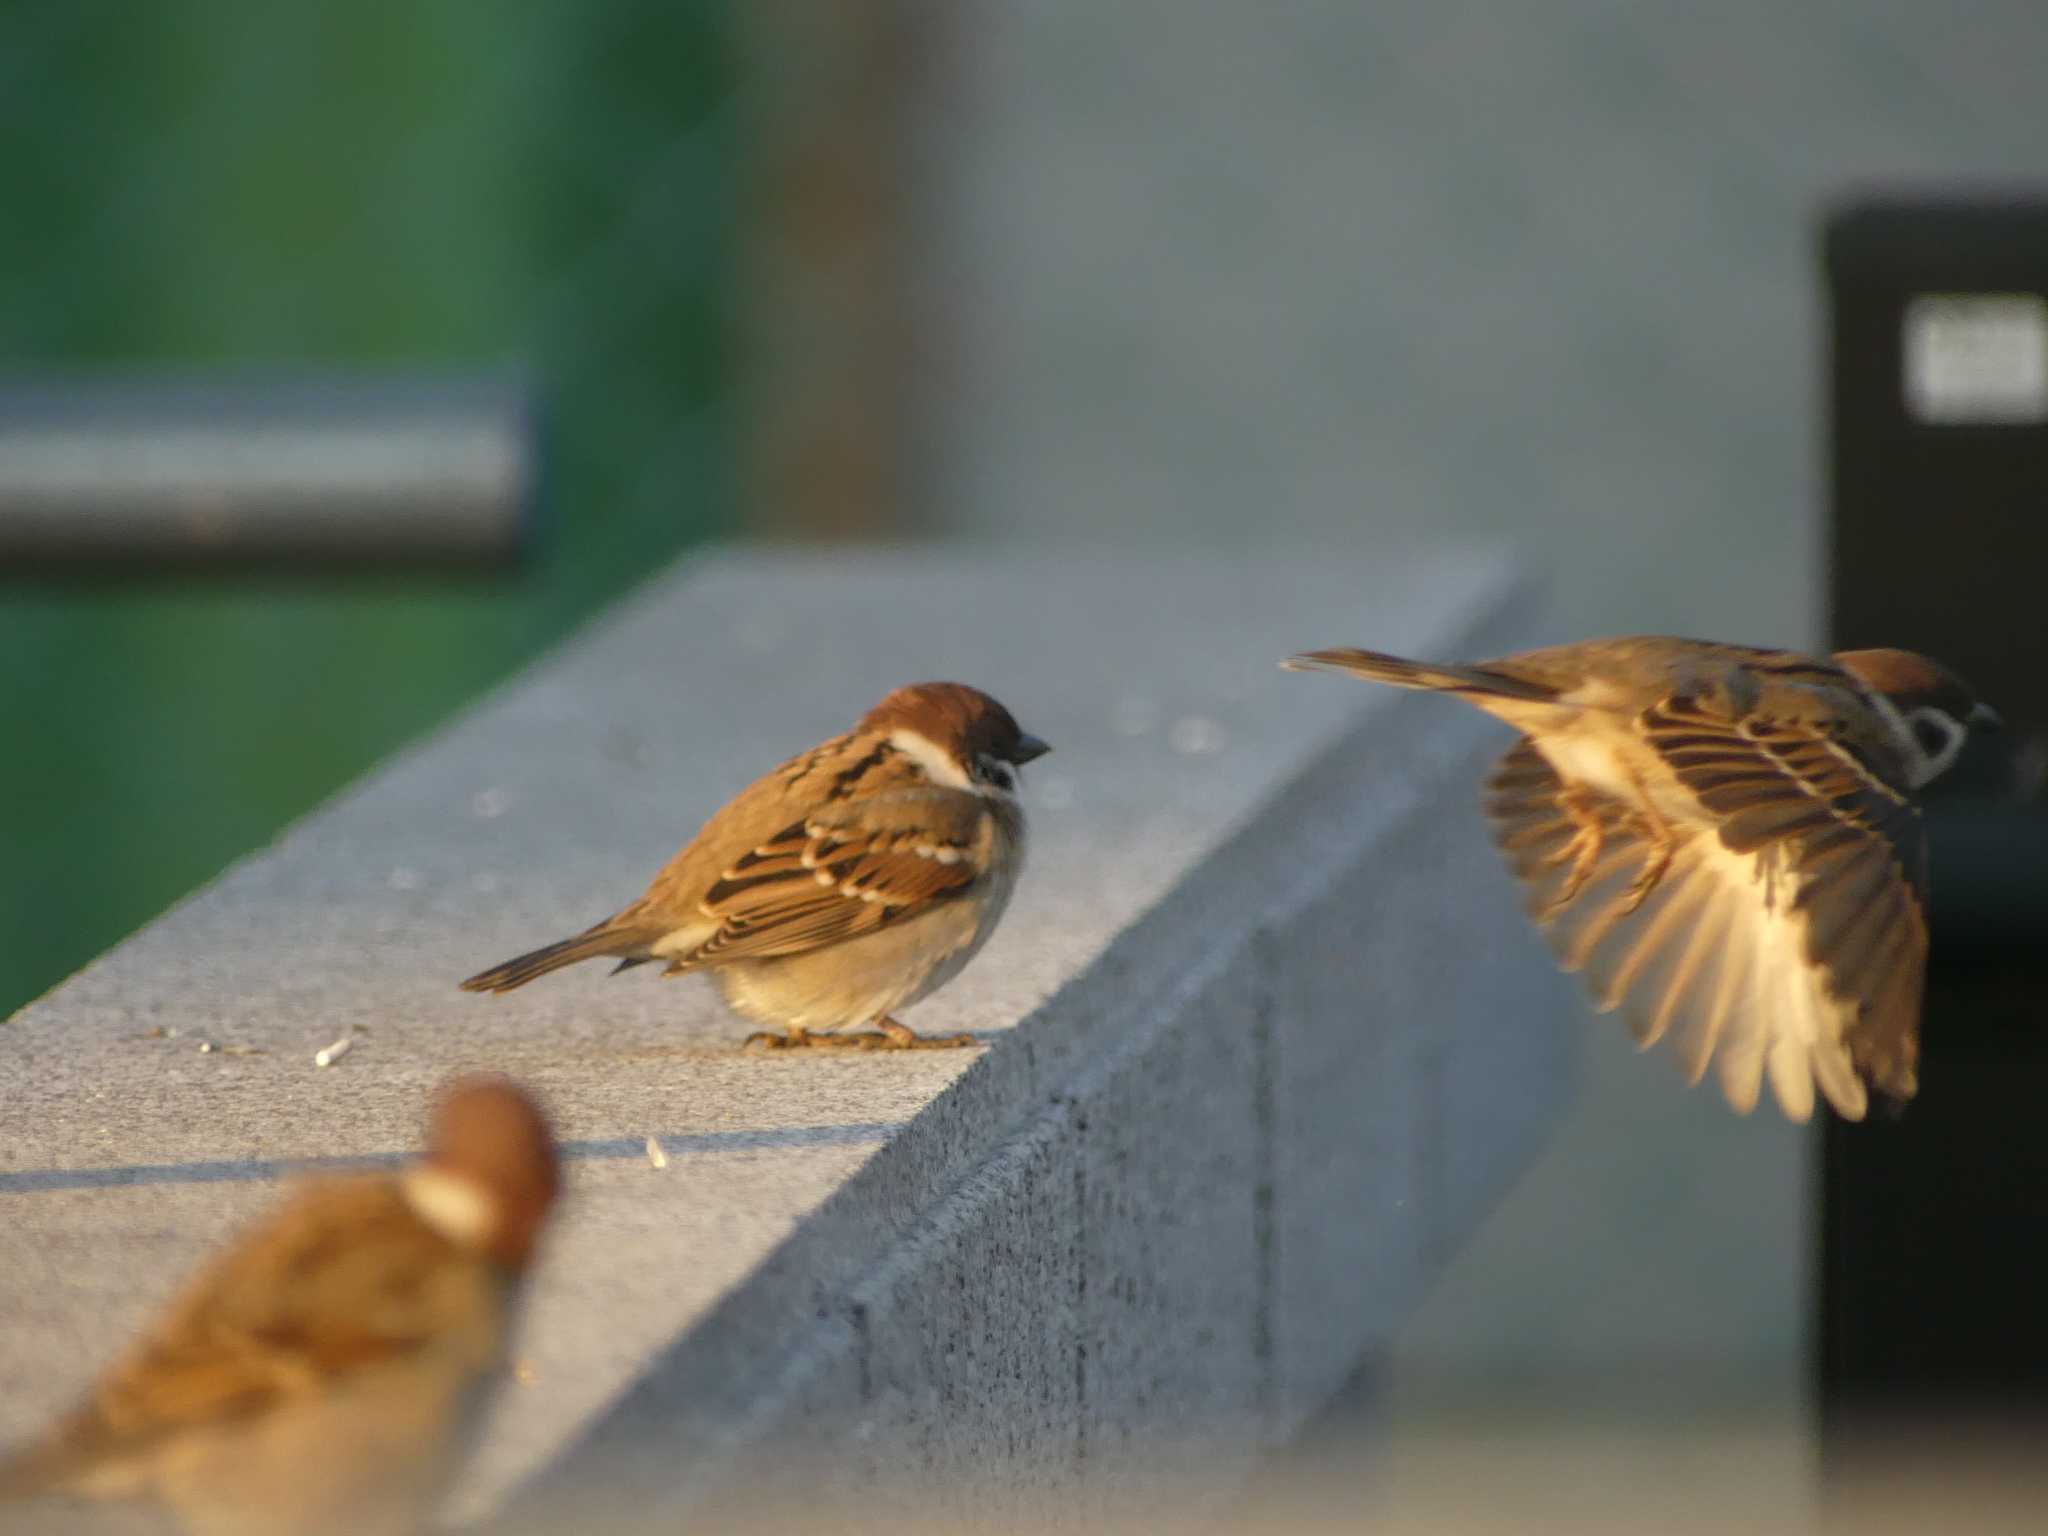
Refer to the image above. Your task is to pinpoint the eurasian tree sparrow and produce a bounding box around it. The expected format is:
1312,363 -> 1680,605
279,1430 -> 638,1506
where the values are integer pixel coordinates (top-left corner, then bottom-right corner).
461,681 -> 1049,1050
1285,638 -> 1998,1121
0,1074 -> 559,1536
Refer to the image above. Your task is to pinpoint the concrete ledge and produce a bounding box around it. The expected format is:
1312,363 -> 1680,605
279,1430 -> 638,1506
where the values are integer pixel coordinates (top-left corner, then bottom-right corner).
0,548 -> 1578,1531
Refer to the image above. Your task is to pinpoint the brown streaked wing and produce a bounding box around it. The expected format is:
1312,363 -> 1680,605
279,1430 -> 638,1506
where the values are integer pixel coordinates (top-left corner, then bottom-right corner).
1486,740 -> 1640,920
1640,694 -> 1927,1107
11,1179 -> 479,1490
1483,738 -> 1716,1053
667,787 -> 989,969
630,730 -> 884,916
1482,740 -> 1869,1120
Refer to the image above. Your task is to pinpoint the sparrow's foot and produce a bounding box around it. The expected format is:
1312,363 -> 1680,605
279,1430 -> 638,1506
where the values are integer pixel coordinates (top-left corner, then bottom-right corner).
743,1026 -> 834,1051
1619,829 -> 1677,913
1545,788 -> 1607,910
742,1020 -> 981,1051
873,1016 -> 980,1050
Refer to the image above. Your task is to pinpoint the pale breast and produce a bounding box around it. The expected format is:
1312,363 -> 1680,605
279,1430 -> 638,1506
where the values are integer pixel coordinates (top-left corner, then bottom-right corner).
712,886 -> 1009,1033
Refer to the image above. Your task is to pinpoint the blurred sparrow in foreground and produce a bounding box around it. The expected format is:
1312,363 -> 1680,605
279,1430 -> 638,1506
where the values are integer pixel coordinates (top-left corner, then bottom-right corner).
462,681 -> 1048,1050
0,1075 -> 558,1536
1285,638 -> 1998,1121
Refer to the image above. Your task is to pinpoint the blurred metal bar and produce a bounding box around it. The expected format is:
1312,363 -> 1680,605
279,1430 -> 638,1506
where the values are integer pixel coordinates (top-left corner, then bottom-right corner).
0,372 -> 540,568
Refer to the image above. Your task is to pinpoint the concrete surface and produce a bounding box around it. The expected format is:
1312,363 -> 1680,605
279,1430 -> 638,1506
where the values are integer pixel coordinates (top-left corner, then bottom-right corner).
0,548 -> 1576,1530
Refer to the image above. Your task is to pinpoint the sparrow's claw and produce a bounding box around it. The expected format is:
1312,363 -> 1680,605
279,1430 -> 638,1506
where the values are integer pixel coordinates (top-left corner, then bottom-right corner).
1545,789 -> 1607,911
742,1020 -> 982,1052
869,1030 -> 982,1050
869,1016 -> 980,1050
1619,833 -> 1676,913
742,1027 -> 846,1051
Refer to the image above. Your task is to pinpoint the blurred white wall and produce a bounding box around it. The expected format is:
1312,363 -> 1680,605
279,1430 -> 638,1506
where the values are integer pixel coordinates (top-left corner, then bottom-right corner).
914,0 -> 2044,637
905,0 -> 2048,1487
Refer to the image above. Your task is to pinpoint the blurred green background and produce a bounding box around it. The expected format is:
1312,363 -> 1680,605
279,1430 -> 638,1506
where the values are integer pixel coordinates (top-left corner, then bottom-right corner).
0,3 -> 735,1015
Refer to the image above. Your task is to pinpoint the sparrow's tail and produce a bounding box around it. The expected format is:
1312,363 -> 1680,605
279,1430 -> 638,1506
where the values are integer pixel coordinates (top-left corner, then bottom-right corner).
1282,646 -> 1559,704
461,922 -> 646,994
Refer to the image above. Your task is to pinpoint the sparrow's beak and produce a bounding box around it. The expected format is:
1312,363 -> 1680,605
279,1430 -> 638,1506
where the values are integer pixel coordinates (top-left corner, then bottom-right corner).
1012,732 -> 1052,764
1971,703 -> 2004,731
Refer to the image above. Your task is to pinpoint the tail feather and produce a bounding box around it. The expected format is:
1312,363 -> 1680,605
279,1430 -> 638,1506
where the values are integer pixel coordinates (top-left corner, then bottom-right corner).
461,923 -> 644,994
1282,646 -> 1558,704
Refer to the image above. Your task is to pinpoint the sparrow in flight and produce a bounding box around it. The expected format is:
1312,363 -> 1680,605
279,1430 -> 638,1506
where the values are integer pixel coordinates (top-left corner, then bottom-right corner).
462,681 -> 1049,1050
0,1075 -> 559,1536
1284,638 -> 1998,1121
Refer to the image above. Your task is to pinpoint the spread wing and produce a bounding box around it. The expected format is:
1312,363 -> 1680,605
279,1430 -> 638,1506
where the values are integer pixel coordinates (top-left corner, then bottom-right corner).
1642,695 -> 1927,1110
0,1179 -> 484,1497
1484,702 -> 1927,1122
660,787 -> 990,970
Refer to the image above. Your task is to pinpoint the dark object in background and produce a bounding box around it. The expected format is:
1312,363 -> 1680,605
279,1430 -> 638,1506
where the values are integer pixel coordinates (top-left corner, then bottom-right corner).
1821,196 -> 2048,1460
0,372 -> 540,570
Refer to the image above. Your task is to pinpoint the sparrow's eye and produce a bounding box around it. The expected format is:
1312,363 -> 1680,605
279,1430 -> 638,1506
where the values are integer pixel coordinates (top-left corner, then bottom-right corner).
1912,714 -> 1954,759
978,757 -> 1016,793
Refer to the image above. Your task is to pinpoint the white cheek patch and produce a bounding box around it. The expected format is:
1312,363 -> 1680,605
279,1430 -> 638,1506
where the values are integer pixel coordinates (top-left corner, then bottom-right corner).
1904,707 -> 1966,786
401,1167 -> 500,1250
1865,690 -> 1956,791
888,728 -> 973,790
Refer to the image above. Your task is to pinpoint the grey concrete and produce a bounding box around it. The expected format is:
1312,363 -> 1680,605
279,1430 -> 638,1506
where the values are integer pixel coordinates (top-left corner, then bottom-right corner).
0,549 -> 1575,1530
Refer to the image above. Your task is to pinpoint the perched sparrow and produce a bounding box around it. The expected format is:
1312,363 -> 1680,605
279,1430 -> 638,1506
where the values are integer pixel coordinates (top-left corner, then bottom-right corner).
0,1075 -> 559,1536
1285,638 -> 1998,1121
461,681 -> 1049,1050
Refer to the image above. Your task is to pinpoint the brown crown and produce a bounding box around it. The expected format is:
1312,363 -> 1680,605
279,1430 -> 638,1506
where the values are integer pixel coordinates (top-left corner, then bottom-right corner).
859,681 -> 1041,763
1833,647 -> 1987,720
427,1073 -> 560,1269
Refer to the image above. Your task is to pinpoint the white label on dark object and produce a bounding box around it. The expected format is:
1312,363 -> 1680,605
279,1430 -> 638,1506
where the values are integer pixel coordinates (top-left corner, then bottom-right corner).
1903,293 -> 2048,425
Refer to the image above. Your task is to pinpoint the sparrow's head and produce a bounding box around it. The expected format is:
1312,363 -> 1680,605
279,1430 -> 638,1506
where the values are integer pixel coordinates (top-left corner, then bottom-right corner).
417,1074 -> 561,1270
1834,647 -> 2000,788
862,681 -> 1050,795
